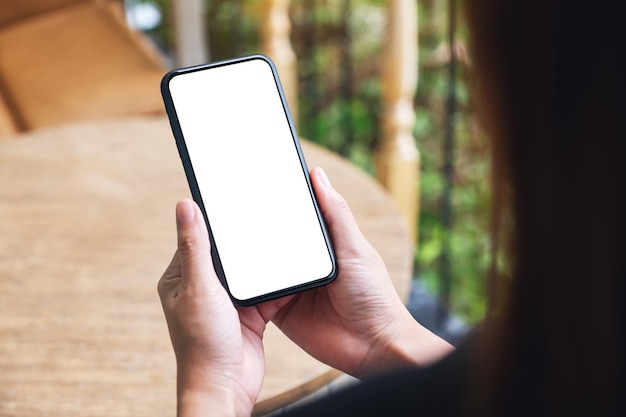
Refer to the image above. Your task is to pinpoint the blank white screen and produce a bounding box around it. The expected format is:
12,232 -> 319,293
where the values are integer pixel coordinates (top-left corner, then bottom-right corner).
168,58 -> 333,301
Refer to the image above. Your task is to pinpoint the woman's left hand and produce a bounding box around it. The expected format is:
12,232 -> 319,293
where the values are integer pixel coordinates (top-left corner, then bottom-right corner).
158,199 -> 291,417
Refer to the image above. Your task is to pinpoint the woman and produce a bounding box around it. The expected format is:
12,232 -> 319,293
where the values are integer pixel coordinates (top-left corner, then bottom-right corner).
158,1 -> 625,415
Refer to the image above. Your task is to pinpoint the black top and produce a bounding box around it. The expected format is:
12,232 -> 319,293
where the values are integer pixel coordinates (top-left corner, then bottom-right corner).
281,333 -> 626,417
282,340 -> 471,417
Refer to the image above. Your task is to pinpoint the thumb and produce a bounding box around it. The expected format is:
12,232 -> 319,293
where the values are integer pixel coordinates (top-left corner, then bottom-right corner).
310,167 -> 370,256
175,199 -> 219,295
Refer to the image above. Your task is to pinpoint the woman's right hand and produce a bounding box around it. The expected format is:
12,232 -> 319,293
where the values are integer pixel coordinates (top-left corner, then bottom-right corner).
271,168 -> 453,378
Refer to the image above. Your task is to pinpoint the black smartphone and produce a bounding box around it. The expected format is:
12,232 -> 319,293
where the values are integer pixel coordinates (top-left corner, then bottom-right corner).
161,55 -> 337,306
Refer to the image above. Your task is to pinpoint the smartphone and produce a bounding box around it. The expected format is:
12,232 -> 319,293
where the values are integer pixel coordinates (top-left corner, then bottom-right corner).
161,55 -> 337,306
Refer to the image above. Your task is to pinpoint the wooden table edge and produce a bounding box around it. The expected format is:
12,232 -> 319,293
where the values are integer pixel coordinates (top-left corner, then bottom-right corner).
253,369 -> 344,415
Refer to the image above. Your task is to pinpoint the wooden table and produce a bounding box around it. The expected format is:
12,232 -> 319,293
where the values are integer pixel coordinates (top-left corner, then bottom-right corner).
0,116 -> 412,416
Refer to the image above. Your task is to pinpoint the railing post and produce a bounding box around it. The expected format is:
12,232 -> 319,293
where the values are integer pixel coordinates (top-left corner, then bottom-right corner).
172,0 -> 208,67
377,0 -> 420,243
261,0 -> 298,128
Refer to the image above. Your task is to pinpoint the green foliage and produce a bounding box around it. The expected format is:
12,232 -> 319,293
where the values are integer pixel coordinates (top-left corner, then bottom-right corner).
291,1 -> 383,169
413,0 -> 490,324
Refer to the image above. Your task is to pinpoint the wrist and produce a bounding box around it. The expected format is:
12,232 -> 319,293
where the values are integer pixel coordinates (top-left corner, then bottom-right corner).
178,388 -> 242,417
363,308 -> 454,377
390,310 -> 454,366
177,367 -> 253,417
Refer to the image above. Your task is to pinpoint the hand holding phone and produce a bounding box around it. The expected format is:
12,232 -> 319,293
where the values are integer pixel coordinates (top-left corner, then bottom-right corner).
161,55 -> 337,306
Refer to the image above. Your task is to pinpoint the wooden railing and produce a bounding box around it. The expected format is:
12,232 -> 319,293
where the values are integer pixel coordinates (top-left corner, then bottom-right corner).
261,0 -> 299,130
376,0 -> 420,241
258,0 -> 420,241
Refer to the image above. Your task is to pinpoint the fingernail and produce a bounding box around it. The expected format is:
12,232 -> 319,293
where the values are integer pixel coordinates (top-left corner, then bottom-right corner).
317,167 -> 331,189
176,199 -> 195,224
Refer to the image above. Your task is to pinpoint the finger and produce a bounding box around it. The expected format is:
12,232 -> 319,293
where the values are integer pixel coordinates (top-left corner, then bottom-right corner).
175,199 -> 219,295
310,167 -> 359,236
310,167 -> 369,255
254,294 -> 296,323
157,250 -> 182,298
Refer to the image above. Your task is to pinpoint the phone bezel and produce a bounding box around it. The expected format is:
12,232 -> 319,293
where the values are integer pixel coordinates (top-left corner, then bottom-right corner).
161,54 -> 337,306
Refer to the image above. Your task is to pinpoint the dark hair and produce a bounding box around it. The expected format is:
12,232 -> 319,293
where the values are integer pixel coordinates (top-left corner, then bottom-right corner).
465,2 -> 626,415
